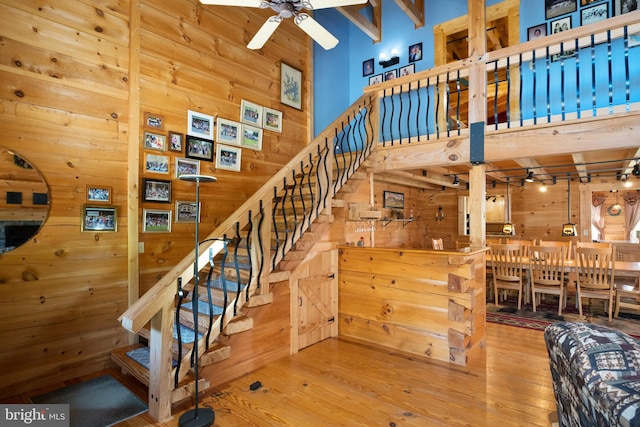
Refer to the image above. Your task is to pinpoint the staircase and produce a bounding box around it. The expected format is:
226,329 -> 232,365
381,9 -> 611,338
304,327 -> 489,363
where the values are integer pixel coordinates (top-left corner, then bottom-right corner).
112,94 -> 377,422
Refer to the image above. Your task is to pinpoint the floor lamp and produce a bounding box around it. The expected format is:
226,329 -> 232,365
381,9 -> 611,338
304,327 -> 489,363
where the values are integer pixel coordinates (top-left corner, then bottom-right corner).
178,174 -> 216,427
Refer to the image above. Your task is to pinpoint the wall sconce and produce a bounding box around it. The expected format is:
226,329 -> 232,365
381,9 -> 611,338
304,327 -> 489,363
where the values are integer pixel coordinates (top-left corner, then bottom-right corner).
379,48 -> 399,68
435,205 -> 444,221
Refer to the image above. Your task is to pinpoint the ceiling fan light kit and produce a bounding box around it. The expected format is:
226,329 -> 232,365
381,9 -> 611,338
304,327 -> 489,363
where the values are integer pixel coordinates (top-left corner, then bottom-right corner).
199,0 -> 368,50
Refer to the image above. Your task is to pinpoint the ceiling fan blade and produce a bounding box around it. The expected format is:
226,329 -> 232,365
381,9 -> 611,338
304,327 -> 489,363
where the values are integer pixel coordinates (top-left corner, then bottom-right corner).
294,13 -> 338,50
199,0 -> 263,6
304,0 -> 368,10
247,17 -> 283,50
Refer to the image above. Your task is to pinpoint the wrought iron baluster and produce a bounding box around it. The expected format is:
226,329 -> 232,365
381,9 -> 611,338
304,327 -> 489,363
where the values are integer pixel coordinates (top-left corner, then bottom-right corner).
426,77 -> 431,139
493,62 -> 499,129
506,56 -> 511,127
381,88 -> 388,146
244,210 -> 253,302
435,75 -> 441,138
607,30 -> 613,113
271,187 -> 280,271
446,72 -> 451,137
575,38 -> 581,119
174,277 -> 184,387
256,200 -> 265,292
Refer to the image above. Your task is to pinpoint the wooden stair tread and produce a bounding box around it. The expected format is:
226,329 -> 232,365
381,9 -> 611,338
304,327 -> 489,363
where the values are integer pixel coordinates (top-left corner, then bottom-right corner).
111,344 -> 150,387
222,315 -> 254,336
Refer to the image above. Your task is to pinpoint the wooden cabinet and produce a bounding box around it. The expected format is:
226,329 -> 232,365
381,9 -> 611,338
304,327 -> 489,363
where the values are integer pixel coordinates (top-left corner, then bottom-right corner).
614,243 -> 640,262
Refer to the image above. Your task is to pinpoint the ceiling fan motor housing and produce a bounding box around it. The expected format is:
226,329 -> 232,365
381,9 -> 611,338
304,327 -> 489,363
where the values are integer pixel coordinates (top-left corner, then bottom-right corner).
271,1 -> 302,18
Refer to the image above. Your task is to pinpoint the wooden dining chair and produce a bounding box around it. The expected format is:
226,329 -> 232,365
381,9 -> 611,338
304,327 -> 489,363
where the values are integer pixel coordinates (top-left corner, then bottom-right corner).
539,240 -> 573,261
505,239 -> 533,257
455,240 -> 470,250
490,243 -> 525,310
529,245 -> 566,315
576,241 -> 612,249
432,238 -> 444,250
574,246 -> 616,322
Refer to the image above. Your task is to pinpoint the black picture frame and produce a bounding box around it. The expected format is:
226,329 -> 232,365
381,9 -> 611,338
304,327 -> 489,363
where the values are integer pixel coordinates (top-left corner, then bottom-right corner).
581,2 -> 608,25
408,42 -> 423,63
362,58 -> 374,77
383,191 -> 404,209
185,135 -> 214,162
369,74 -> 383,85
143,178 -> 171,203
614,0 -> 638,15
550,15 -> 572,34
82,205 -> 117,232
527,23 -> 547,41
384,69 -> 397,82
545,0 -> 577,20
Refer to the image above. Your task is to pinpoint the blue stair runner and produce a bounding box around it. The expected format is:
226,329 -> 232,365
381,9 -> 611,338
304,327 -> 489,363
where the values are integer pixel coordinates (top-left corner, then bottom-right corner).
209,277 -> 244,291
173,323 -> 203,343
126,347 -> 178,370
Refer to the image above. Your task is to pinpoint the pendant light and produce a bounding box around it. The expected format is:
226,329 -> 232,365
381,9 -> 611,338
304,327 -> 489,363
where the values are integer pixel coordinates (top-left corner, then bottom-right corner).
562,176 -> 577,236
502,178 -> 515,235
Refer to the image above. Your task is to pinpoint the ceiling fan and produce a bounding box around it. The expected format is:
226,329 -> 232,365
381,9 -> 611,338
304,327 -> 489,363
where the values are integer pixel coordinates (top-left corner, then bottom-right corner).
199,0 -> 368,50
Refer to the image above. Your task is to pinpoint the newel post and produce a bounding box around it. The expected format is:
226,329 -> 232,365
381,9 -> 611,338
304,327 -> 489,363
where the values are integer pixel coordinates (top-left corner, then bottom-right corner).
148,299 -> 174,421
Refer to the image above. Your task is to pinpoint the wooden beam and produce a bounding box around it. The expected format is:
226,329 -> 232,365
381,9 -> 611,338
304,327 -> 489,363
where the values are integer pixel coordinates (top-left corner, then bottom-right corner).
393,0 -> 424,28
338,3 -> 381,42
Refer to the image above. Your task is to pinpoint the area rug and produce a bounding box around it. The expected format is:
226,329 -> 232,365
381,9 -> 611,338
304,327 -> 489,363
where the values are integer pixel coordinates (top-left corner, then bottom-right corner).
30,374 -> 147,427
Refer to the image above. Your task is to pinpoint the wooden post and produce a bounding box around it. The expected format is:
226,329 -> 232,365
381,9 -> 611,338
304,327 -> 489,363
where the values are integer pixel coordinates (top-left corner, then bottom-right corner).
148,301 -> 174,422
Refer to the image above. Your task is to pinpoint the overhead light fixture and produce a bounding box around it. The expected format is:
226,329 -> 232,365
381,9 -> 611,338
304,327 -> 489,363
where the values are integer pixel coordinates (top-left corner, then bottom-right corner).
502,179 -> 515,235
452,175 -> 460,186
633,163 -> 640,177
539,182 -> 547,192
525,170 -> 534,183
379,48 -> 399,68
623,175 -> 633,188
562,176 -> 577,237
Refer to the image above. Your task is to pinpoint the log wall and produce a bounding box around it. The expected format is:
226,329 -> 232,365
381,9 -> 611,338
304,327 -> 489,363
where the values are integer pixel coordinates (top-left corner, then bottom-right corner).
0,0 -> 310,399
337,246 -> 486,366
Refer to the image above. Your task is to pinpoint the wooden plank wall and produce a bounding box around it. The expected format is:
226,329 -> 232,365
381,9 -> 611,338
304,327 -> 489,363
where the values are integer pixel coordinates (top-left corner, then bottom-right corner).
0,0 -> 310,399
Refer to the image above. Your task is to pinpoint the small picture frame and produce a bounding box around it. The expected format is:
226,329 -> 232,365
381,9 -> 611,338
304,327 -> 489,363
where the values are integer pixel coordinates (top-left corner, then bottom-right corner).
143,178 -> 171,203
175,201 -> 200,223
216,117 -> 241,145
82,205 -> 117,232
240,100 -> 263,127
383,191 -> 404,209
168,131 -> 184,152
216,144 -> 242,172
408,42 -> 423,63
384,69 -> 397,81
263,107 -> 283,133
581,2 -> 608,25
550,16 -> 572,34
362,58 -> 374,77
187,110 -> 214,140
241,125 -> 263,151
614,0 -> 638,15
144,112 -> 164,130
145,152 -> 170,174
527,23 -> 547,41
143,131 -> 166,152
369,74 -> 383,85
143,209 -> 172,233
86,185 -> 111,203
175,157 -> 200,178
545,0 -> 577,20
281,62 -> 302,110
399,64 -> 415,78
185,135 -> 214,162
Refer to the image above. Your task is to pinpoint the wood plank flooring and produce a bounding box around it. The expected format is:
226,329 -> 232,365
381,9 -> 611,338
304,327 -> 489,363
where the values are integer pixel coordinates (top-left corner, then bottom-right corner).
8,323 -> 557,426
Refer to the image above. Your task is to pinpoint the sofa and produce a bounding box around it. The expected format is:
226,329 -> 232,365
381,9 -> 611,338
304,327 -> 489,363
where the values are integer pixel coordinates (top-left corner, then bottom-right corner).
544,322 -> 640,427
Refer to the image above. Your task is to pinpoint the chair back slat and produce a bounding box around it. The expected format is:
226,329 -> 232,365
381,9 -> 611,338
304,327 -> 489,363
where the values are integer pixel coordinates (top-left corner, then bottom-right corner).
530,245 -> 565,286
574,246 -> 615,291
490,243 -> 523,281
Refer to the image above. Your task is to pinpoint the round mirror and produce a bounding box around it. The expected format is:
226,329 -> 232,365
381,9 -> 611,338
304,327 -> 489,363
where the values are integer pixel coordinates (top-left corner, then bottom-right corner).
0,148 -> 49,253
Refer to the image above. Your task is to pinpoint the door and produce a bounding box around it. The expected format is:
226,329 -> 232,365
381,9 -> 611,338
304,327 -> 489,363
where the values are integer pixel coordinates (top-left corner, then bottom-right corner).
291,250 -> 338,352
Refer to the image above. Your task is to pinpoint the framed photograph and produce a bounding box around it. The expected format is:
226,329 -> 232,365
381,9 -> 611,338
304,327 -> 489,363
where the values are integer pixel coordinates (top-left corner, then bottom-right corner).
550,16 -> 572,34
581,2 -> 608,25
144,112 -> 164,130
216,117 -> 241,145
263,107 -> 283,133
408,42 -> 423,62
175,201 -> 200,223
545,0 -> 577,20
281,62 -> 302,110
168,131 -> 184,152
143,209 -> 172,233
384,69 -> 398,82
175,157 -> 200,178
145,152 -> 169,174
615,0 -> 638,15
185,135 -> 214,162
362,58 -> 374,77
187,110 -> 214,140
143,178 -> 171,203
241,125 -> 263,151
383,191 -> 404,209
629,32 -> 640,48
399,64 -> 415,78
216,144 -> 242,172
369,74 -> 383,85
143,131 -> 166,152
82,205 -> 117,232
527,23 -> 547,41
240,100 -> 263,127
86,185 -> 111,203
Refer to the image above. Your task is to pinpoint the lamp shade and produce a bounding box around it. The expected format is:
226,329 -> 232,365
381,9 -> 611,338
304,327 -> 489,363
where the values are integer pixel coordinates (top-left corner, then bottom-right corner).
562,222 -> 577,237
502,222 -> 515,235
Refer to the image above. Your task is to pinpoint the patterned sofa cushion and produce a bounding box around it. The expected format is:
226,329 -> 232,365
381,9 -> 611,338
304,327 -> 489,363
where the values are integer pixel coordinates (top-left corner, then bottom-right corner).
544,322 -> 640,427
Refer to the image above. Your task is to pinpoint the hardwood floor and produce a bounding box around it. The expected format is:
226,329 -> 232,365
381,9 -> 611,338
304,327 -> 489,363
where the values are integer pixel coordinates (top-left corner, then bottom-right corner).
9,323 -> 557,426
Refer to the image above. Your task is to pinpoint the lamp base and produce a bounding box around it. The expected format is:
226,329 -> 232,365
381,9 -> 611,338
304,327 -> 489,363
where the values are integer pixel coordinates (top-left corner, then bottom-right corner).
178,408 -> 215,427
